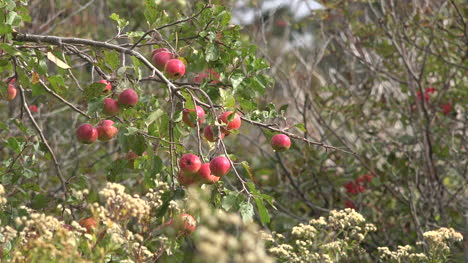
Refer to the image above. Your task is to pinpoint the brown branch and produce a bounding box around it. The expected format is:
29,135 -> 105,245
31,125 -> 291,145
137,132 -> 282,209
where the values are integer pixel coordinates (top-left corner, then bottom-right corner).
17,85 -> 69,203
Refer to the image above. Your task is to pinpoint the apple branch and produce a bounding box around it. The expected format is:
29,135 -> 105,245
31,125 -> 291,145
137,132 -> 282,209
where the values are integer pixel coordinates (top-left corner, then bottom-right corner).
17,84 -> 70,206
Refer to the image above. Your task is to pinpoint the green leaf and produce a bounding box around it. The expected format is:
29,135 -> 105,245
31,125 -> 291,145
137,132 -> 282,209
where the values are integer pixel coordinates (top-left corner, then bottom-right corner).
241,161 -> 255,182
220,89 -> 235,108
47,75 -> 65,93
144,0 -> 158,26
205,43 -> 219,62
239,201 -> 254,223
31,194 -> 51,209
0,24 -> 12,35
146,109 -> 164,126
222,194 -> 238,211
254,196 -> 270,224
84,82 -> 107,100
109,13 -> 129,29
104,50 -> 120,70
230,73 -> 244,91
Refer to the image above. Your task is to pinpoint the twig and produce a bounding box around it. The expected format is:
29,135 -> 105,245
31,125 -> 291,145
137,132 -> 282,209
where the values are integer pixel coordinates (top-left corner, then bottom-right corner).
18,85 -> 70,208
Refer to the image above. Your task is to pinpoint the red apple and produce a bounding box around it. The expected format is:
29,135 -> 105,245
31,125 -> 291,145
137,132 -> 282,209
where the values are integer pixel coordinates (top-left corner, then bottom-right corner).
177,171 -> 198,186
171,213 -> 196,236
179,153 -> 202,174
182,106 -> 205,127
79,217 -> 97,233
271,134 -> 291,152
218,111 -> 241,135
29,105 -> 38,113
6,84 -> 16,101
165,59 -> 186,79
152,48 -> 169,57
118,89 -> 138,107
152,50 -> 174,70
96,120 -> 118,141
76,124 -> 98,144
197,163 -> 220,184
97,80 -> 112,93
103,98 -> 120,116
440,103 -> 452,115
210,156 -> 231,177
204,125 -> 225,142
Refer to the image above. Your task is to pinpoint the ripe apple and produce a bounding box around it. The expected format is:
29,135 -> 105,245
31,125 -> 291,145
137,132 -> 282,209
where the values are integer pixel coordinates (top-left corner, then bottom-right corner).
179,153 -> 202,174
79,217 -> 97,233
182,106 -> 205,127
177,171 -> 198,186
440,102 -> 452,115
218,111 -> 241,135
210,156 -> 231,177
97,80 -> 112,93
103,98 -> 120,116
197,163 -> 220,184
29,105 -> 38,113
152,48 -> 169,57
171,213 -> 196,236
271,134 -> 291,152
165,59 -> 186,79
118,89 -> 138,107
76,123 -> 98,144
6,84 -> 16,101
204,125 -> 225,142
96,120 -> 118,141
152,49 -> 174,70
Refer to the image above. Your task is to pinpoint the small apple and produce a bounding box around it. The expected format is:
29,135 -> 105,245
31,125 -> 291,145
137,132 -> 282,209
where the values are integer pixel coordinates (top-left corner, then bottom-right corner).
179,153 -> 202,174
204,125 -> 225,142
152,48 -> 169,57
29,105 -> 38,113
118,89 -> 139,107
210,156 -> 231,177
76,124 -> 98,144
97,80 -> 112,93
218,111 -> 241,135
177,171 -> 198,186
182,106 -> 205,127
103,98 -> 120,116
79,217 -> 97,233
271,134 -> 291,152
165,59 -> 186,79
6,84 -> 16,101
96,120 -> 118,141
440,102 -> 452,115
152,49 -> 174,70
197,163 -> 220,184
171,213 -> 196,236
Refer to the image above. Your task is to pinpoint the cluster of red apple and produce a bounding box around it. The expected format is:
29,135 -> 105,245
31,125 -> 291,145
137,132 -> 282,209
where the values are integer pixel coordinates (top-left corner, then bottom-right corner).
2,78 -> 17,101
344,174 -> 373,195
152,48 -> 186,79
76,120 -> 118,144
178,153 -> 231,186
100,80 -> 139,116
76,79 -> 140,144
